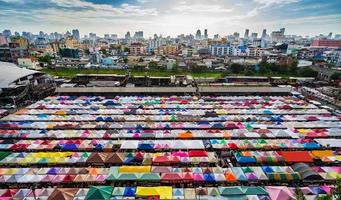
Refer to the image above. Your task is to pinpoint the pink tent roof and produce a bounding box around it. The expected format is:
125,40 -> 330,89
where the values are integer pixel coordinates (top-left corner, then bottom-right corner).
265,186 -> 295,200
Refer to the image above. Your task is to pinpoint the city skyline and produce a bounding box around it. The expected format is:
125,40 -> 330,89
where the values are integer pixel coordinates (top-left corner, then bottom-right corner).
1,0 -> 341,37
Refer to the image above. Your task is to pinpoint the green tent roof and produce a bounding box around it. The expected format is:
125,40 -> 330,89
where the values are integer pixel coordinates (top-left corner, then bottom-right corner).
138,173 -> 161,181
85,186 -> 113,200
219,186 -> 244,196
242,186 -> 268,195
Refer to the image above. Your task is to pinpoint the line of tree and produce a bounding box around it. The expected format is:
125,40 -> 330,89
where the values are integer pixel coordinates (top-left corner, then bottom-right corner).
229,60 -> 318,77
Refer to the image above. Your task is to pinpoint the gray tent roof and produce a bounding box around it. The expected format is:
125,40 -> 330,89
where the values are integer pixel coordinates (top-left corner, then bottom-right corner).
0,62 -> 43,89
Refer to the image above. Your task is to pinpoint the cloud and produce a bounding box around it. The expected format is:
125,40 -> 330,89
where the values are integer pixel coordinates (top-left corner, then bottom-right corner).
173,4 -> 233,13
253,0 -> 299,6
50,0 -> 157,16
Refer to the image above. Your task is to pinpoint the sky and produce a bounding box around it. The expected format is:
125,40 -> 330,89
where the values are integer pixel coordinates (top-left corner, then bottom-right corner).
0,0 -> 341,38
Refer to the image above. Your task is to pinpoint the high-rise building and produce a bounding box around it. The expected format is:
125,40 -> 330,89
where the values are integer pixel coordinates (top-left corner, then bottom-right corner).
204,29 -> 208,39
311,39 -> 341,48
0,43 -> 29,63
89,33 -> 97,40
233,32 -> 240,39
251,33 -> 258,39
11,36 -> 29,48
195,29 -> 201,40
261,29 -> 267,39
72,29 -> 80,40
244,29 -> 249,39
0,34 -> 7,46
2,30 -> 12,38
125,32 -> 131,40
280,28 -> 285,35
129,43 -> 146,55
327,32 -> 333,39
134,31 -> 144,39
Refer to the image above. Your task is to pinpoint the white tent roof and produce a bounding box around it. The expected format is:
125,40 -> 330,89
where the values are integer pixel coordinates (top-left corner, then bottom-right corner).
0,62 -> 43,89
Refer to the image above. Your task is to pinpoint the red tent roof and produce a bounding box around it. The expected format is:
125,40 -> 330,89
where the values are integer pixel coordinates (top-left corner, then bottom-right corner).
278,151 -> 313,163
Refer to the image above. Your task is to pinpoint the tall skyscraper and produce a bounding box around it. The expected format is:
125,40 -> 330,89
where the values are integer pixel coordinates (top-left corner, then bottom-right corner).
204,29 -> 208,39
195,29 -> 201,40
2,29 -> 12,38
233,32 -> 240,39
134,31 -> 144,39
261,29 -> 267,39
125,32 -> 131,40
251,33 -> 258,39
244,29 -> 249,39
72,29 -> 80,40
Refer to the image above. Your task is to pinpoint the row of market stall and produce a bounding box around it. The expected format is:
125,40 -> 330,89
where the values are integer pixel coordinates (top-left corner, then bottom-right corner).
0,128 -> 340,139
0,150 -> 340,166
14,108 -> 333,115
0,185 -> 335,200
3,114 -> 341,122
1,121 -> 341,130
0,95 -> 339,199
0,165 -> 339,184
1,139 -> 341,153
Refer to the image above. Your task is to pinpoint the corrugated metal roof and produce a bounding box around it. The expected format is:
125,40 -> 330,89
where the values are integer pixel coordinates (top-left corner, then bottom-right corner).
0,62 -> 42,88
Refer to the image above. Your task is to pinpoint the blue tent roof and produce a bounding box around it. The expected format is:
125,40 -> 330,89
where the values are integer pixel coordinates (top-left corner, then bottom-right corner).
95,144 -> 104,151
138,143 -> 154,150
62,144 -> 78,151
96,117 -> 104,122
236,156 -> 257,164
123,187 -> 136,196
204,173 -> 215,182
262,166 -> 274,173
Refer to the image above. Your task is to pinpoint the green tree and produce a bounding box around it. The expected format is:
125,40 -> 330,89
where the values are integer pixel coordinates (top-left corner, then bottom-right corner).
317,196 -> 332,200
171,63 -> 180,73
84,49 -> 90,55
139,57 -> 144,62
191,64 -> 207,73
332,177 -> 341,200
100,49 -> 108,55
298,67 -> 318,77
38,55 -> 51,63
295,188 -> 306,200
330,72 -> 341,80
123,47 -> 130,52
123,57 -> 128,64
244,70 -> 255,76
230,63 -> 245,74
289,59 -> 299,73
258,61 -> 270,73
148,61 -> 158,69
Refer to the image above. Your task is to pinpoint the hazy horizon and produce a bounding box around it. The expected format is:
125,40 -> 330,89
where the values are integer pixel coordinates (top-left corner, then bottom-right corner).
1,0 -> 341,37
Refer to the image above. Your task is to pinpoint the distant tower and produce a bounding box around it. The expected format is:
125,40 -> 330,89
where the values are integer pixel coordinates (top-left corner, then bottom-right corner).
261,29 -> 267,39
280,28 -> 285,35
125,32 -> 131,40
328,32 -> 333,39
204,29 -> 208,39
244,29 -> 249,39
196,29 -> 202,40
72,29 -> 80,40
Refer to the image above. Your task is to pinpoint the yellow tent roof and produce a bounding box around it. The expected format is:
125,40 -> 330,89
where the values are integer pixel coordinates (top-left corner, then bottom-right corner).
136,187 -> 172,200
119,166 -> 151,173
